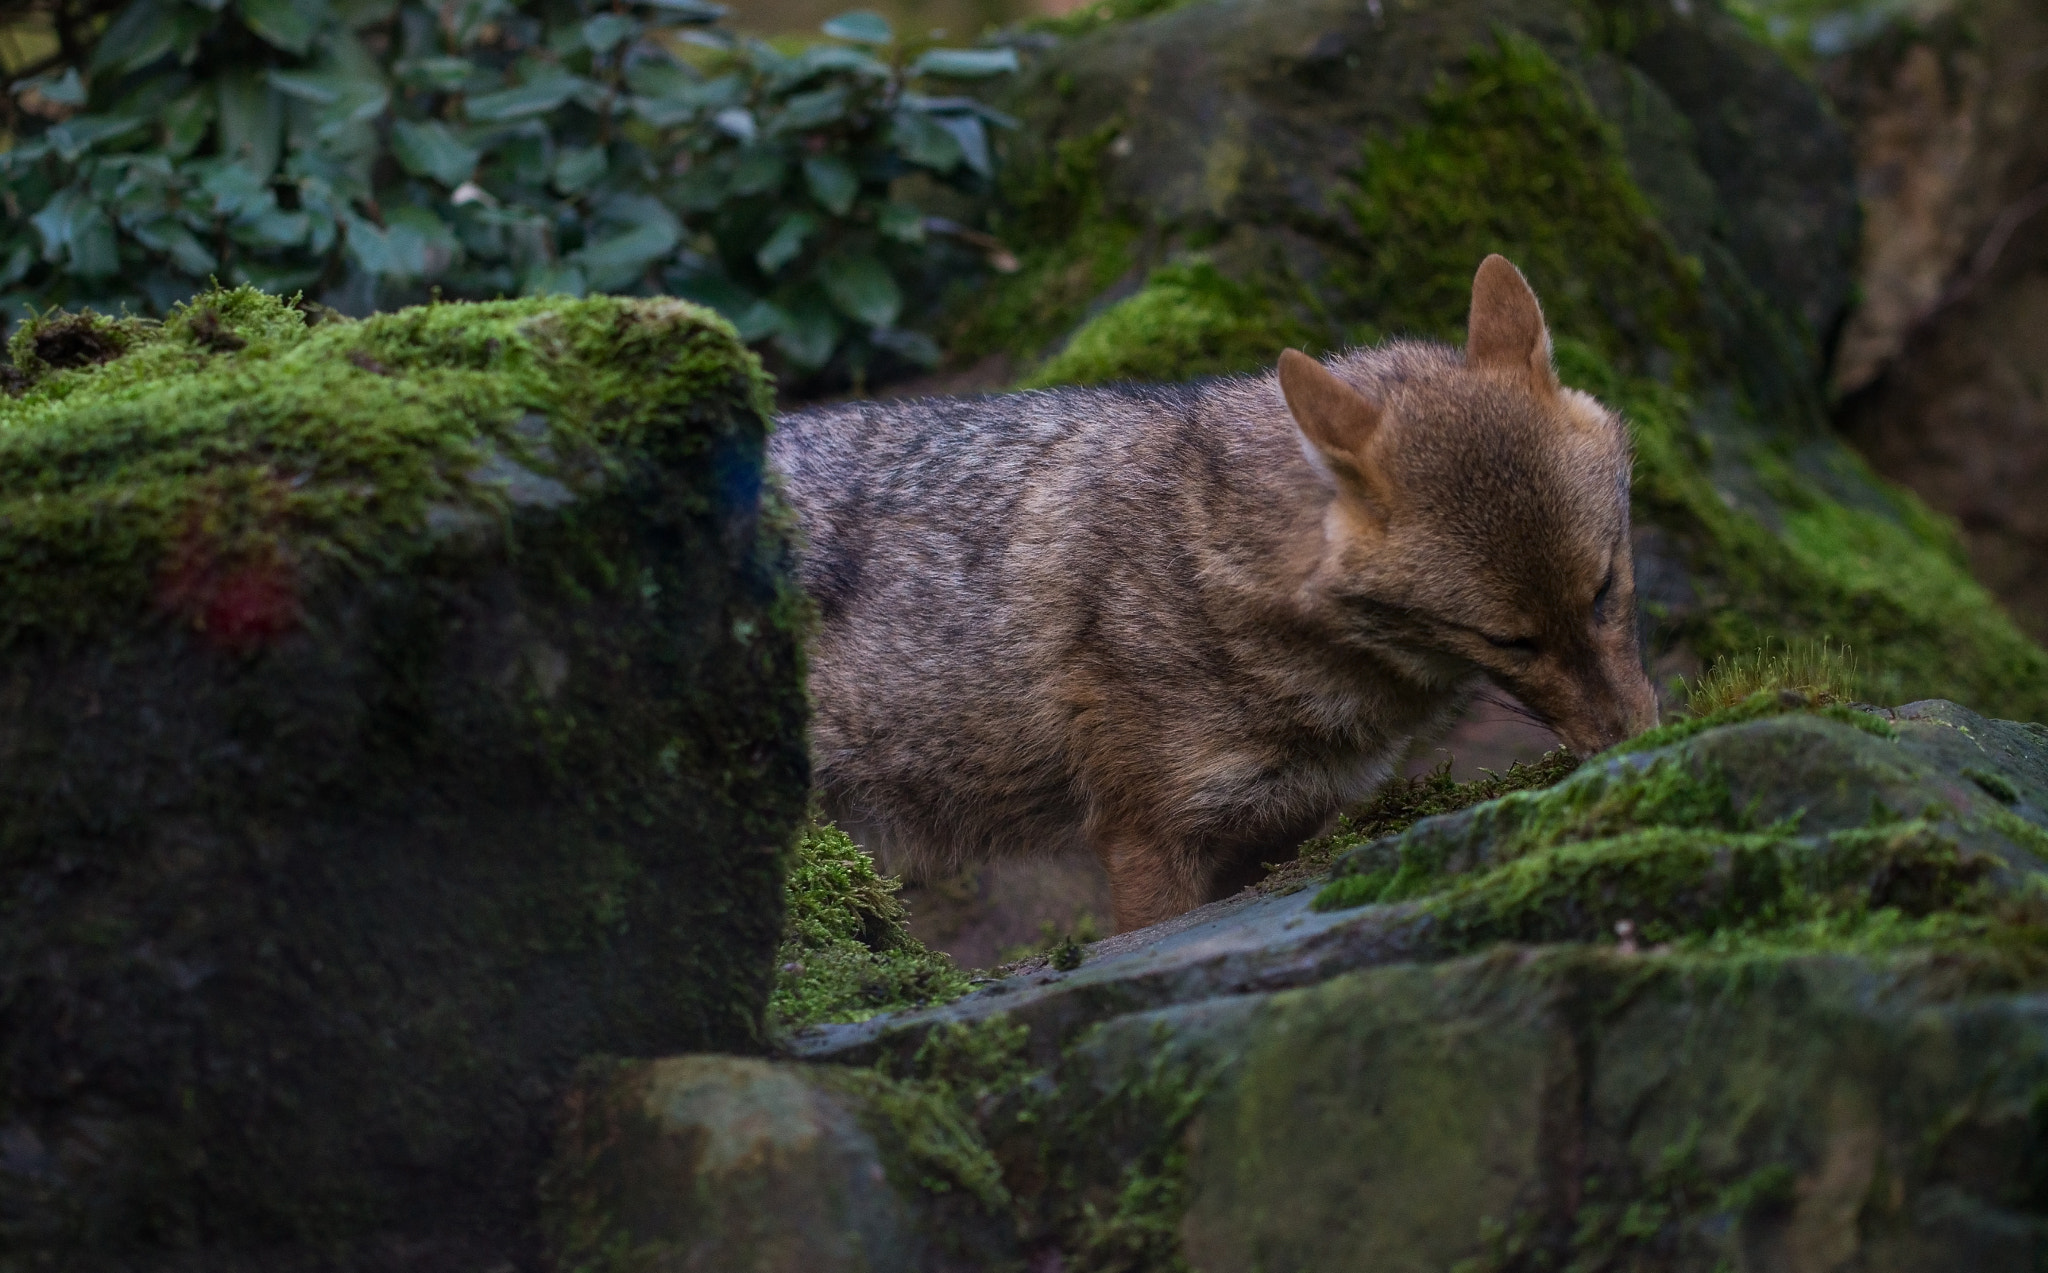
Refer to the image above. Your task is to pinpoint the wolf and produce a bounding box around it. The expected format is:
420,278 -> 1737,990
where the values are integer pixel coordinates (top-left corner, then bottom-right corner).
770,255 -> 1659,932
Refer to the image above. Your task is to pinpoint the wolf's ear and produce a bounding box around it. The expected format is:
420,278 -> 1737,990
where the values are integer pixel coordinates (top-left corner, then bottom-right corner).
1466,254 -> 1559,395
1278,349 -> 1391,514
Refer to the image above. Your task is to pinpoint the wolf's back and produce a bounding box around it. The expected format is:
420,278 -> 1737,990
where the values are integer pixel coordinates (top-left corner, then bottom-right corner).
770,383 -> 1232,872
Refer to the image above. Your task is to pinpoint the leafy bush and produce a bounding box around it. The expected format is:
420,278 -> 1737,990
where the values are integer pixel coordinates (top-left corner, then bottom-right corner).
0,0 -> 1015,382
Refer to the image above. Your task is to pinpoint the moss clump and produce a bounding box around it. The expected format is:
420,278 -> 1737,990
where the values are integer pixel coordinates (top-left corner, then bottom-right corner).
0,286 -> 771,651
1265,750 -> 1582,896
1423,820 -> 1991,948
1018,259 -> 1322,388
773,822 -> 971,1029
1337,32 -> 1707,380
1682,637 -> 1862,714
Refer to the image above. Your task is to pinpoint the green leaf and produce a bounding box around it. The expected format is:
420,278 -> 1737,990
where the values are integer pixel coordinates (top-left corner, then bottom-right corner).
217,72 -> 283,177
821,10 -> 892,43
131,219 -> 217,275
0,244 -> 34,289
198,161 -> 275,217
583,13 -> 639,52
755,211 -> 815,274
68,206 -> 120,277
521,261 -> 587,296
643,0 -> 727,21
889,110 -> 961,172
13,68 -> 87,107
774,294 -> 839,368
30,189 -> 87,260
91,0 -> 208,74
392,119 -> 480,186
730,148 -> 786,196
771,86 -> 849,134
803,155 -> 858,216
395,57 -> 476,90
465,75 -> 586,122
573,197 -> 680,287
552,145 -> 607,195
933,113 -> 991,176
910,48 -> 1019,79
819,253 -> 902,327
45,116 -> 148,162
877,202 -> 924,243
239,207 -> 311,248
239,0 -> 328,55
795,45 -> 890,78
671,167 -> 727,211
163,91 -> 215,159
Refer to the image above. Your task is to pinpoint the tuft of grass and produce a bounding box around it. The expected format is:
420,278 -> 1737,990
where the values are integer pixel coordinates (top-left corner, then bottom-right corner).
1682,638 -> 1862,715
772,820 -> 971,1030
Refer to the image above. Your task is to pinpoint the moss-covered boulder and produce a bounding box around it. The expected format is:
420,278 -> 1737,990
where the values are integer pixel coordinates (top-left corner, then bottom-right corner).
0,291 -> 808,1269
942,0 -> 2048,721
563,696 -> 2048,1268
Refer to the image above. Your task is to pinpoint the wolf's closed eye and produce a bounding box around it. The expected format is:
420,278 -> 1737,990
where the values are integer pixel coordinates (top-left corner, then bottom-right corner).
1484,632 -> 1540,655
1592,567 -> 1616,624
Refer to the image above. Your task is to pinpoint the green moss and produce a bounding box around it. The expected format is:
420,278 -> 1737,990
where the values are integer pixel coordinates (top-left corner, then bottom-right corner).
1315,752 -> 1746,912
1422,821 -> 1990,949
1604,688 -> 1896,758
1019,259 -> 1321,388
1337,32 -> 1708,380
772,821 -> 971,1029
0,286 -> 770,651
1268,749 -> 1582,897
1683,638 -> 1862,714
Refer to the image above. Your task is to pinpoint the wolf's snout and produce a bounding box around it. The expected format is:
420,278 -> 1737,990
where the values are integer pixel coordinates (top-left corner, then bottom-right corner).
1552,670 -> 1659,754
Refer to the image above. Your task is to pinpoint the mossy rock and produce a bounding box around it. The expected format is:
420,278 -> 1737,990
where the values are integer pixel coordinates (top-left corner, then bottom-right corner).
569,700 -> 2048,1270
945,0 -> 2048,721
0,292 -> 809,1269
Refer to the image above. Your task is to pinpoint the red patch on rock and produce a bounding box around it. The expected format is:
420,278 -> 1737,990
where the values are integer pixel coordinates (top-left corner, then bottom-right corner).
159,532 -> 302,654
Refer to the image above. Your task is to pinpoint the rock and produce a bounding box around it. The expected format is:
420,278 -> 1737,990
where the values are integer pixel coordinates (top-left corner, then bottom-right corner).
945,0 -> 2048,721
569,698 -> 2048,1268
0,291 -> 809,1270
545,1056 -> 933,1273
1821,0 -> 2048,640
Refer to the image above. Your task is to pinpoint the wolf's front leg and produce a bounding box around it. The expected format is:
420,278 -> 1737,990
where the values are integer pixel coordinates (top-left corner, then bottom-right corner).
1091,825 -> 1212,933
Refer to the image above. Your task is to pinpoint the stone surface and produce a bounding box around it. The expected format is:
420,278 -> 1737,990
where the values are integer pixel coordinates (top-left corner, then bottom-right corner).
1825,0 -> 2048,639
547,1057 -> 924,1273
574,700 -> 2048,1269
0,293 -> 809,1270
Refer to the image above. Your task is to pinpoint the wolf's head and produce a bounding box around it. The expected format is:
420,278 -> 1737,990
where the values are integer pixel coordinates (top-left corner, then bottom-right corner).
1277,254 -> 1658,754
